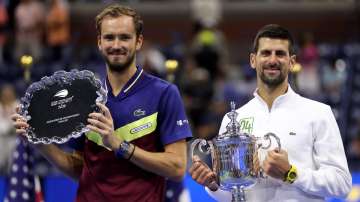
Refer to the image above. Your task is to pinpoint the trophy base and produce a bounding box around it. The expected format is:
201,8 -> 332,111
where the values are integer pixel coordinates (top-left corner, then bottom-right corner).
220,178 -> 256,191
231,186 -> 246,202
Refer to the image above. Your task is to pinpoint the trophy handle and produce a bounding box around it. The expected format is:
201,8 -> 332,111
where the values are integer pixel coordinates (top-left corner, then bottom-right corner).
259,132 -> 281,151
190,139 -> 219,173
190,139 -> 218,172
255,133 -> 281,179
190,139 -> 212,159
190,139 -> 219,190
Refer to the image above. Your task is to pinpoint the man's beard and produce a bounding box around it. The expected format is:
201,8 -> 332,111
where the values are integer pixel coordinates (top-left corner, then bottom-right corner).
104,51 -> 136,73
260,65 -> 286,87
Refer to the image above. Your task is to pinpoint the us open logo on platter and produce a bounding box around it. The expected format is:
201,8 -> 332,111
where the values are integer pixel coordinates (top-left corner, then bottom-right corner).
51,89 -> 74,109
54,89 -> 69,98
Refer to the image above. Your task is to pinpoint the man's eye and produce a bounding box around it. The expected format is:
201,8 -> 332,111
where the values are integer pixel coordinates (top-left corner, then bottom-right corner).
120,35 -> 131,40
276,51 -> 287,57
261,51 -> 271,56
104,35 -> 114,40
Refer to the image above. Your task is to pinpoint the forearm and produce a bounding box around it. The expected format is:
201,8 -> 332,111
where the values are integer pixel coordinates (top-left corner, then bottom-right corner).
129,140 -> 187,181
293,165 -> 352,198
295,106 -> 353,198
34,144 -> 83,180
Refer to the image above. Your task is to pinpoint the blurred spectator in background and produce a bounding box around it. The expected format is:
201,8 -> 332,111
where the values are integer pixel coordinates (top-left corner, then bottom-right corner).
350,128 -> 360,170
181,57 -> 216,139
297,32 -> 321,99
190,22 -> 229,81
191,0 -> 221,31
321,58 -> 347,106
15,0 -> 45,62
0,84 -> 18,175
0,1 -> 8,64
137,40 -> 166,78
299,32 -> 319,65
350,130 -> 360,155
186,0 -> 230,142
46,0 -> 70,62
187,0 -> 230,142
190,0 -> 228,81
186,24 -> 231,140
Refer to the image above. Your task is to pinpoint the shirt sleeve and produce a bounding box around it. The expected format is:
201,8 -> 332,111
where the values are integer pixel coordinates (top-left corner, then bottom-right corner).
293,105 -> 352,198
66,134 -> 85,151
205,187 -> 232,202
158,84 -> 192,145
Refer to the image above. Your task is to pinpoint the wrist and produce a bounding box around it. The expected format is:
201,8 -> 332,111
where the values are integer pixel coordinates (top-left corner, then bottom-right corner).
283,164 -> 298,184
115,141 -> 135,160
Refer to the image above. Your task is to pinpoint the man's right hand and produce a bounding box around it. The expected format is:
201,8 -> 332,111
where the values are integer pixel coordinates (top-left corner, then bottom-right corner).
11,110 -> 29,137
189,155 -> 219,191
11,108 -> 83,180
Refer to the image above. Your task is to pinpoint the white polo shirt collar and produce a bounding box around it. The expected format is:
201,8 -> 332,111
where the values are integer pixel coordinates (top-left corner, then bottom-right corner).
253,84 -> 297,112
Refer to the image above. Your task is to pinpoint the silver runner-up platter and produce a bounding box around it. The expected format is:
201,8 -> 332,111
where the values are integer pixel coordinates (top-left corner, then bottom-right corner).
19,69 -> 107,144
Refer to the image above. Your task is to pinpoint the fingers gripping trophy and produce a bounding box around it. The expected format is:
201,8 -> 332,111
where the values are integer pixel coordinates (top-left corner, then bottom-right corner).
190,102 -> 281,202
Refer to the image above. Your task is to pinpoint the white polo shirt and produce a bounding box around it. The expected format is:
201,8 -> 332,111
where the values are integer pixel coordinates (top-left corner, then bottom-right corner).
206,85 -> 352,202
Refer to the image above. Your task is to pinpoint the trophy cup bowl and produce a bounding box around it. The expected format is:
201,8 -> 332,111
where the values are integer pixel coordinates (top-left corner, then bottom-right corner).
212,135 -> 258,190
190,102 -> 281,202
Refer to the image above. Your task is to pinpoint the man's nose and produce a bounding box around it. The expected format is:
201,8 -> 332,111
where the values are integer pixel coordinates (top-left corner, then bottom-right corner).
268,53 -> 278,64
113,38 -> 122,49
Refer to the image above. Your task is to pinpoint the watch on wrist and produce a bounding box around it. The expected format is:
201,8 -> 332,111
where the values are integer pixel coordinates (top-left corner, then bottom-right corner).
283,165 -> 297,184
115,141 -> 132,159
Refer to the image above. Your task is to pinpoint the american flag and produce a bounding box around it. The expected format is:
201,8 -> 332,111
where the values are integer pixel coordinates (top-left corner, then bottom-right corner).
4,137 -> 44,202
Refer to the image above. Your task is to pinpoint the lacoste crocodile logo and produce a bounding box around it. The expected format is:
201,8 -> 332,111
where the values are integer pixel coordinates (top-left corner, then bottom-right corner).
133,109 -> 146,117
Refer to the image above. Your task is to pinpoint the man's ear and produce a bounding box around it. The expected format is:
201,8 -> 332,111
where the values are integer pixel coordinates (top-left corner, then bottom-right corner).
97,35 -> 102,51
250,53 -> 256,69
290,55 -> 296,70
136,35 -> 144,51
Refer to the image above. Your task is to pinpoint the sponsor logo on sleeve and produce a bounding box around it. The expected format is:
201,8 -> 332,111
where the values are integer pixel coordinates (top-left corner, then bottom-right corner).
177,119 -> 189,126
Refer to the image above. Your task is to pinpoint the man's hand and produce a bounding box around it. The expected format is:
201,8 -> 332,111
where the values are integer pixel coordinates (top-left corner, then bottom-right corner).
11,107 -> 29,139
189,155 -> 219,191
252,151 -> 261,177
87,103 -> 122,150
262,149 -> 291,180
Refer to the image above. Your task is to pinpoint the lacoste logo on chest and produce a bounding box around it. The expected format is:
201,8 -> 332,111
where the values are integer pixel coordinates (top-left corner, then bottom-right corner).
133,109 -> 146,117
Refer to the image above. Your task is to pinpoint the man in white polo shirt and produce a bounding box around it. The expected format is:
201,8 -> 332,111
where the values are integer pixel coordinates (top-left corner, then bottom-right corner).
189,24 -> 352,202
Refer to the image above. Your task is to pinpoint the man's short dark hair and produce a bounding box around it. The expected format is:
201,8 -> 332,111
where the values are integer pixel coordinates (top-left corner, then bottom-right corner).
252,24 -> 295,55
95,4 -> 143,37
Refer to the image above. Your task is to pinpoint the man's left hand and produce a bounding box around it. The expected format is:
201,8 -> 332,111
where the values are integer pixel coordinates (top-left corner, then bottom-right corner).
87,103 -> 122,150
262,149 -> 291,180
